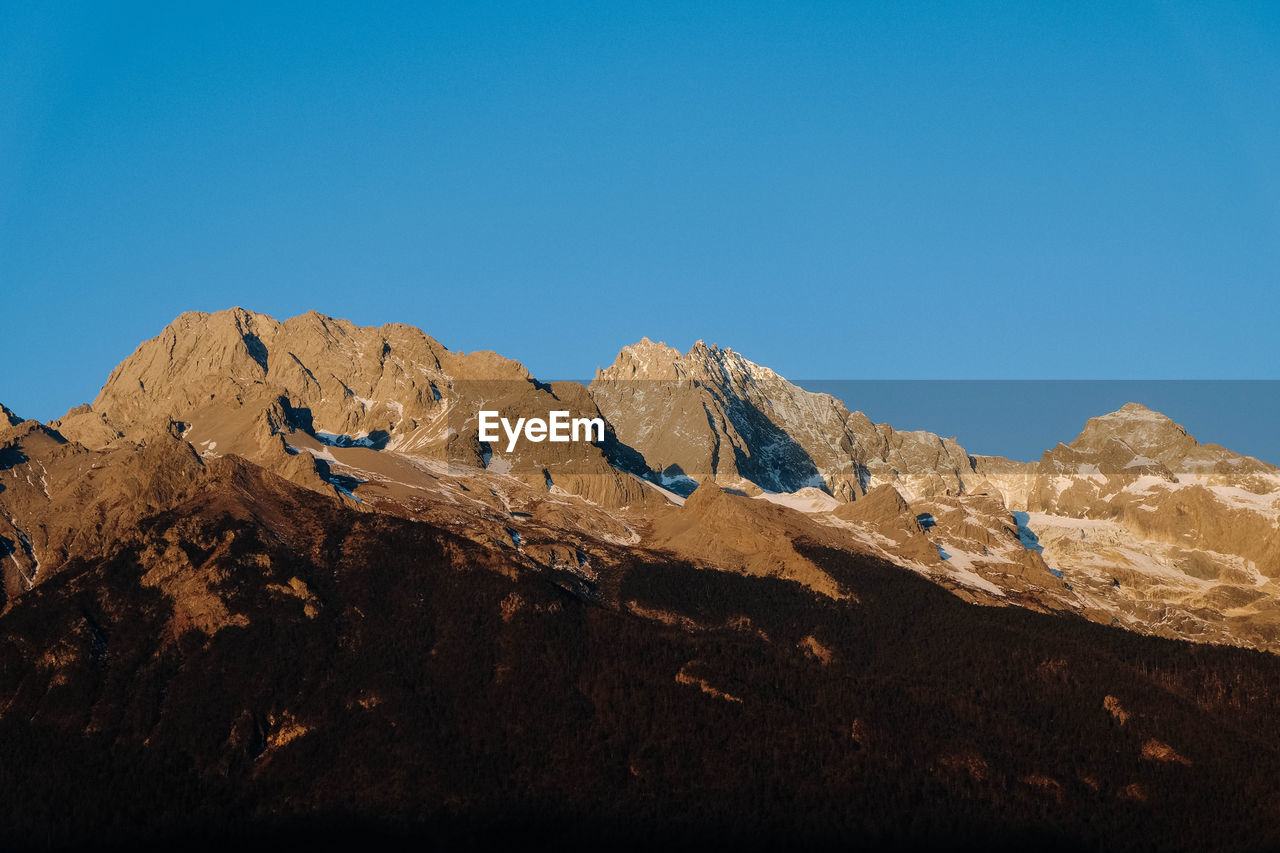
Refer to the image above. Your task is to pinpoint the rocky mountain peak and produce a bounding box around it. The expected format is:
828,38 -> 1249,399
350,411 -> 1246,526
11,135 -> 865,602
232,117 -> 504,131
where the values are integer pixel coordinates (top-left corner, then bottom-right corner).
1114,401 -> 1164,417
590,337 -> 979,502
1066,402 -> 1197,466
1074,402 -> 1183,440
1,403 -> 21,428
681,341 -> 783,388
596,337 -> 779,388
595,337 -> 684,381
66,307 -> 472,444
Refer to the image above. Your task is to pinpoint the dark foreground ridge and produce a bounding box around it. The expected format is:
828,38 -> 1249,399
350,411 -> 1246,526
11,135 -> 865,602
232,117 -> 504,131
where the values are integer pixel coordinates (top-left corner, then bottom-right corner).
2,457 -> 1280,852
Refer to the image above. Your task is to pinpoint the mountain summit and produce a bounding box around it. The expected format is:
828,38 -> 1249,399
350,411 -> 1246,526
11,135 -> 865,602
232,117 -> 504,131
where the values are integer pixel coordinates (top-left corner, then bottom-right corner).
592,337 -> 975,502
1061,401 -> 1258,474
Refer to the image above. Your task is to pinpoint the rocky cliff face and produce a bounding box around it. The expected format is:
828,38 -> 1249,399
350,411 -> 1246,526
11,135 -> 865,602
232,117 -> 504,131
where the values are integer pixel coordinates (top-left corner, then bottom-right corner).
590,337 -> 978,501
51,308 -> 651,509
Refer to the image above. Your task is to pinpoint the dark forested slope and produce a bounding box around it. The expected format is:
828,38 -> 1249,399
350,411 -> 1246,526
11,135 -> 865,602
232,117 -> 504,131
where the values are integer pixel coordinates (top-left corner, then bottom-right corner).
2,458 -> 1279,852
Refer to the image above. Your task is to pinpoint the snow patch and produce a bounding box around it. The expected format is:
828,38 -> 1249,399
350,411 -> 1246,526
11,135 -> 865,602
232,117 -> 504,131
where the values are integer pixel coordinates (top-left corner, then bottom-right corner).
756,488 -> 840,514
315,432 -> 379,449
932,546 -> 1005,596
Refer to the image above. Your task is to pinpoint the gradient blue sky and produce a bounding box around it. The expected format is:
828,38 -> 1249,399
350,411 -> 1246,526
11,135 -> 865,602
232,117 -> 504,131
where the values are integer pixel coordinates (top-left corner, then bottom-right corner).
3,2 -> 1278,448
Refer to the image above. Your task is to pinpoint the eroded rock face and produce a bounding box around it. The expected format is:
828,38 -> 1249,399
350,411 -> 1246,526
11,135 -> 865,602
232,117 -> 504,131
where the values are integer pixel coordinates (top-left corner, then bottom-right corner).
57,307 -> 524,455
590,337 -> 978,501
51,308 -> 652,509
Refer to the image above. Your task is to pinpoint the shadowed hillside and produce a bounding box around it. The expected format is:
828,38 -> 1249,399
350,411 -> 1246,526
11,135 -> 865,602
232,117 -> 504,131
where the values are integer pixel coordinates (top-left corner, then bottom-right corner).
3,457 -> 1280,852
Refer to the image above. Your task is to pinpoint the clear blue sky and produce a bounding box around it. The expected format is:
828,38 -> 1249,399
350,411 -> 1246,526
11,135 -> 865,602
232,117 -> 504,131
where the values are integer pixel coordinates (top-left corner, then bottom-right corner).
3,2 -> 1278,442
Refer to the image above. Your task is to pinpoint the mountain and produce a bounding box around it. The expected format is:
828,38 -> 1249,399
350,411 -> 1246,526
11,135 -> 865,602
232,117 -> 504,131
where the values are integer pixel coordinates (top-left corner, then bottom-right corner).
591,337 -> 977,501
10,310 -> 1280,651
590,338 -> 1072,610
974,403 -> 1280,649
53,307 -> 652,508
12,311 -> 1280,650
4,437 -> 1280,852
4,307 -> 1280,849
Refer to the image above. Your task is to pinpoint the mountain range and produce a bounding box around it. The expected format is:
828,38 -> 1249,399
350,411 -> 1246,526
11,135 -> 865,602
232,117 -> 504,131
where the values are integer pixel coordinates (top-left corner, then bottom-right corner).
3,307 -> 1280,851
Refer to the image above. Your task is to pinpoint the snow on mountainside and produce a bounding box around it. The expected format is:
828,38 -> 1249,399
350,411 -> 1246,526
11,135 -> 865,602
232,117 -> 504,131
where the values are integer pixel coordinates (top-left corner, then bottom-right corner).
589,339 -> 1280,649
969,403 -> 1280,649
3,308 -> 1279,653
